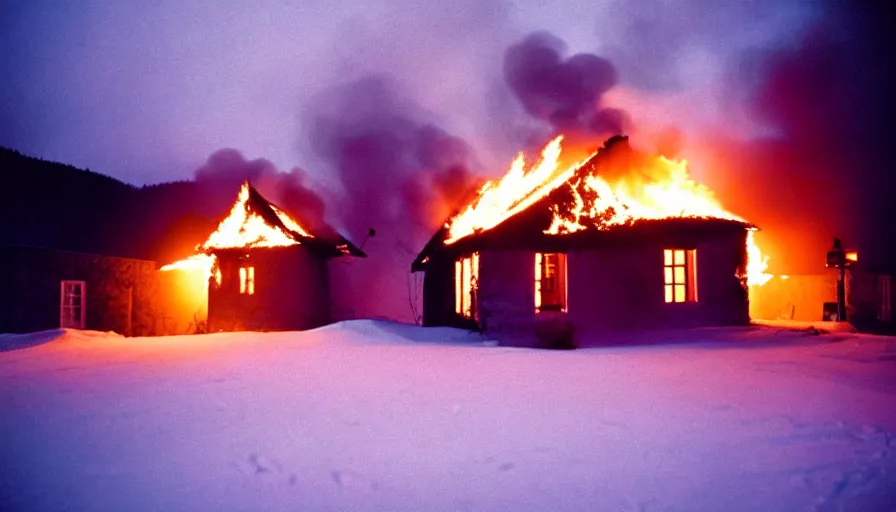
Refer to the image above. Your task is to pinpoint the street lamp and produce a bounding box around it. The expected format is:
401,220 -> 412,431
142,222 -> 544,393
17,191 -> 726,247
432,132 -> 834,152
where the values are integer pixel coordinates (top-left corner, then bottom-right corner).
825,237 -> 858,321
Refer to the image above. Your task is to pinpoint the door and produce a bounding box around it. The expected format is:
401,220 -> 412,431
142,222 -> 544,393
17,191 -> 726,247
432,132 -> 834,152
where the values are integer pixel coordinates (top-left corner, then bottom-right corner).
60,280 -> 86,329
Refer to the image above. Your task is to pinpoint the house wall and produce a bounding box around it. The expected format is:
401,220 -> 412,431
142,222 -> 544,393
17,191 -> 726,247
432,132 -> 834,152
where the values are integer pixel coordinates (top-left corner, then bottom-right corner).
422,229 -> 749,347
567,234 -> 749,337
421,255 -> 456,328
748,274 -> 838,321
0,246 -> 158,335
208,246 -> 329,332
478,250 -> 539,347
155,268 -> 208,335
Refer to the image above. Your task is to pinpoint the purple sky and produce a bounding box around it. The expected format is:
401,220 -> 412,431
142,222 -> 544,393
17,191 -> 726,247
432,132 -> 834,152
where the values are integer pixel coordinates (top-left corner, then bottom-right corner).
0,0 -> 816,187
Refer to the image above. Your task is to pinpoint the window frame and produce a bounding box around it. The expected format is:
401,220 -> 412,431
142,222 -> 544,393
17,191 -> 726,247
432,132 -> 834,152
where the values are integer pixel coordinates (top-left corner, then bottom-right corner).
663,249 -> 697,303
239,266 -> 255,295
535,252 -> 568,313
60,280 -> 86,329
454,253 -> 479,321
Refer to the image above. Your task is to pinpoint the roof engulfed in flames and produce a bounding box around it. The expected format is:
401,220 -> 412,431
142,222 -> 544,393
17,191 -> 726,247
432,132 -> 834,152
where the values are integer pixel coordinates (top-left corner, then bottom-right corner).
161,181 -> 364,275
200,181 -> 312,251
437,135 -> 771,286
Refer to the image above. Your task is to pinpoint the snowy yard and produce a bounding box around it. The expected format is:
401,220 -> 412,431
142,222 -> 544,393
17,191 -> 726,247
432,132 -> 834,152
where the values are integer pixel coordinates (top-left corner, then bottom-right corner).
2,322 -> 895,512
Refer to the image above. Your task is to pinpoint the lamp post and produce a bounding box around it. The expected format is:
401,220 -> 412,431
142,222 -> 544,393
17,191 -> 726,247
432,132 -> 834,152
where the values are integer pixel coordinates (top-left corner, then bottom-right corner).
825,238 -> 858,321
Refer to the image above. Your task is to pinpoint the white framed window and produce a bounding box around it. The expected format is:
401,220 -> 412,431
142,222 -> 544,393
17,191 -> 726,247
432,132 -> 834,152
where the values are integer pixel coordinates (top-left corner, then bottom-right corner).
60,280 -> 86,329
663,249 -> 697,303
455,253 -> 479,321
535,253 -> 567,312
239,266 -> 255,295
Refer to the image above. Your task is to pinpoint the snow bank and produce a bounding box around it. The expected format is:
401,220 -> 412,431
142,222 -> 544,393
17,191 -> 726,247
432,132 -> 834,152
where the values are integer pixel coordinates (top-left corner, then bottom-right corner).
1,321 -> 895,511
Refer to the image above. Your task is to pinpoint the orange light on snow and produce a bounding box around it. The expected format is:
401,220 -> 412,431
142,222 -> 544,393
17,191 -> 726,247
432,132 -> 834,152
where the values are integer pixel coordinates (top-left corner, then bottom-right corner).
443,136 -> 773,287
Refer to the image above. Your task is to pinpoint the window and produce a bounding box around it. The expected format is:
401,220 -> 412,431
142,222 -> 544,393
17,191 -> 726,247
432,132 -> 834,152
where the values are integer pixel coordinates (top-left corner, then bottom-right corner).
60,280 -> 86,329
239,266 -> 255,295
663,249 -> 697,303
535,253 -> 567,312
455,253 -> 479,320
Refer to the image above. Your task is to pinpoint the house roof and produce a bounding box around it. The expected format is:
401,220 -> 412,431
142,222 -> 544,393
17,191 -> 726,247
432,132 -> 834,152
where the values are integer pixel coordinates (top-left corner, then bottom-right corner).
411,136 -> 750,271
209,183 -> 366,259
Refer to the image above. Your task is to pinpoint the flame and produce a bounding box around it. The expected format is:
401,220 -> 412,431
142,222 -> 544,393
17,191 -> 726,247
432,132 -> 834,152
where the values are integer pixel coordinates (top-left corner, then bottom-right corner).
445,137 -> 591,244
444,136 -> 774,286
200,183 -> 311,251
161,182 -> 313,277
746,230 -> 772,287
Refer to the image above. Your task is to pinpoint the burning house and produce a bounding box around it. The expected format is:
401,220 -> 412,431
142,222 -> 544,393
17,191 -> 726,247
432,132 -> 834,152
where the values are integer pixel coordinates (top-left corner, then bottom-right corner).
412,136 -> 768,347
163,182 -> 365,333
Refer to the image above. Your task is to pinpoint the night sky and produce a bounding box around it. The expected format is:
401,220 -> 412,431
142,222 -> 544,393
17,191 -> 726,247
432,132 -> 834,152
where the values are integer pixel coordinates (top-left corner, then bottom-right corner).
2,0 -> 893,271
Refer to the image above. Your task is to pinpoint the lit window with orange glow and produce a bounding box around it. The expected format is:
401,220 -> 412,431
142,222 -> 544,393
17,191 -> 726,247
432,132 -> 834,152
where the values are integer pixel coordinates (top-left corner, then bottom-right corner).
239,266 -> 255,295
664,249 -> 697,303
535,253 -> 567,312
454,253 -> 479,320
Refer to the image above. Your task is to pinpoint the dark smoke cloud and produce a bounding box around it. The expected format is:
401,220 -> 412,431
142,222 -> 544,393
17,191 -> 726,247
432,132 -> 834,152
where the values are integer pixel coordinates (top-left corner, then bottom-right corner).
503,32 -> 628,138
302,76 -> 483,323
306,76 -> 481,243
193,148 -> 329,237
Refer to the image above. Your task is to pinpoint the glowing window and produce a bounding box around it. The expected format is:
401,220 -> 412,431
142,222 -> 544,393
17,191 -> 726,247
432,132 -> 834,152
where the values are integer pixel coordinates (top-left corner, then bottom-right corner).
663,249 -> 697,303
239,266 -> 255,295
535,253 -> 567,312
454,253 -> 479,320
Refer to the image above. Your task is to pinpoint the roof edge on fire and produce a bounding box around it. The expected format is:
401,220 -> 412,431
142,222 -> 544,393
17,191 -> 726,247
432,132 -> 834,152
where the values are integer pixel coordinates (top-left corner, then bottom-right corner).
410,136 -> 752,271
239,182 -> 366,258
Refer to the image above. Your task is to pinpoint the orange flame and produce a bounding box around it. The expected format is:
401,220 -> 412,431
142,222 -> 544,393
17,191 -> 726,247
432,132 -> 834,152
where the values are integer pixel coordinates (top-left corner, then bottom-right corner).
444,136 -> 773,286
201,182 -> 312,250
161,182 -> 313,277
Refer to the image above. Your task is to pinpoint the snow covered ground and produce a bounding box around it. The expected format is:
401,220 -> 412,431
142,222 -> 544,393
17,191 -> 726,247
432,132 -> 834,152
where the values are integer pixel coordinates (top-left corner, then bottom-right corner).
2,322 -> 895,512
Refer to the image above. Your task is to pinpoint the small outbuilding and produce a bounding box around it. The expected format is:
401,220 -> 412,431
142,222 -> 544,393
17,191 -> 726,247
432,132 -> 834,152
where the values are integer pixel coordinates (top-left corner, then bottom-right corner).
204,183 -> 366,332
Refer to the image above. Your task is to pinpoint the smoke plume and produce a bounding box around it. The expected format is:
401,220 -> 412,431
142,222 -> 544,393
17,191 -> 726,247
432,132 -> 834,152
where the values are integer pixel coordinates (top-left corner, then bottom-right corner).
193,148 -> 329,237
503,32 -> 628,139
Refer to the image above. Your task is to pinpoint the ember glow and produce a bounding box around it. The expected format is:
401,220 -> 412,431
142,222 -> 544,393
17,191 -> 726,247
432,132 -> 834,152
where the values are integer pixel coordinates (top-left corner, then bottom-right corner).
444,136 -> 773,287
161,182 -> 314,277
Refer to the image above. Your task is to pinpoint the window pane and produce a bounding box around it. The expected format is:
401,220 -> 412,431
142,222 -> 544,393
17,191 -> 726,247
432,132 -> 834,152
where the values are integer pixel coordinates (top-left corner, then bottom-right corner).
664,267 -> 673,284
665,285 -> 673,303
674,266 -> 686,284
664,250 -> 672,266
674,285 -> 685,303
674,250 -> 685,266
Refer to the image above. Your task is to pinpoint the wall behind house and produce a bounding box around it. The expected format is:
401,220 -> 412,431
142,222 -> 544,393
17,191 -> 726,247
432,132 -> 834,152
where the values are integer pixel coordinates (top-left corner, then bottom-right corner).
0,246 -> 158,335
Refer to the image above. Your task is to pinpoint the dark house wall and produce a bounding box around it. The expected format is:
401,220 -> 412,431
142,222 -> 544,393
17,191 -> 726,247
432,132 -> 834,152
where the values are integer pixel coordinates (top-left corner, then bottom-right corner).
567,232 -> 749,335
478,250 -> 538,346
420,227 -> 750,346
208,245 -> 329,332
421,255 -> 456,328
0,246 -> 158,335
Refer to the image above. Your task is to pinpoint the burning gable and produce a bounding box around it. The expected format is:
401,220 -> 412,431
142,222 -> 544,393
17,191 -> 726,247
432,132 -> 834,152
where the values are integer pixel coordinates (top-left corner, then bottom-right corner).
413,135 -> 769,347
162,181 -> 365,333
